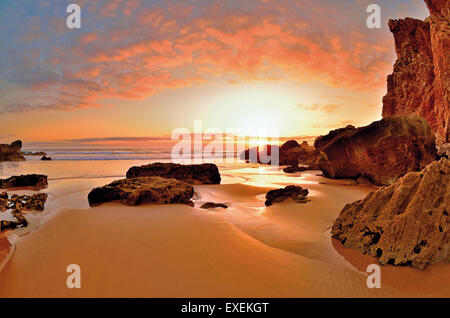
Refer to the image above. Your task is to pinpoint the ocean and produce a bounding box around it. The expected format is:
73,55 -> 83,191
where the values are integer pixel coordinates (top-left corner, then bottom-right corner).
22,147 -> 239,161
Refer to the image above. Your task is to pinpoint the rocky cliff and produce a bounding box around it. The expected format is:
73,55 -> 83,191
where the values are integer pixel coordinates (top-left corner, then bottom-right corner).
382,0 -> 449,147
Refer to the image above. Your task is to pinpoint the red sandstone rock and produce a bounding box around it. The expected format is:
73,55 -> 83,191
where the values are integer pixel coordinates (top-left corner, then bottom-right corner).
382,0 -> 449,147
314,114 -> 437,186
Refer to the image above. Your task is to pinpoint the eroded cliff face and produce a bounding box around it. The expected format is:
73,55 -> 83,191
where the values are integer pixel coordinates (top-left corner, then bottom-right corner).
382,0 -> 449,147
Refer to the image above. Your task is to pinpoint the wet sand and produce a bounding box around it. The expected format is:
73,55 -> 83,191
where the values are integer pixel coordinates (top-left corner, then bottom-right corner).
0,162 -> 449,297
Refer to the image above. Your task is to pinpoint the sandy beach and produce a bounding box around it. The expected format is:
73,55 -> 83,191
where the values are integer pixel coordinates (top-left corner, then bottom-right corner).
0,160 -> 449,298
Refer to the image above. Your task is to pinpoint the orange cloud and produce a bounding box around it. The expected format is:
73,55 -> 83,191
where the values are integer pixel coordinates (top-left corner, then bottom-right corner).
3,0 -> 397,113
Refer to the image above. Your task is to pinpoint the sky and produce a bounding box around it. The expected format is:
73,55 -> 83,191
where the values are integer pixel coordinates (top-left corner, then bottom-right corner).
0,0 -> 430,147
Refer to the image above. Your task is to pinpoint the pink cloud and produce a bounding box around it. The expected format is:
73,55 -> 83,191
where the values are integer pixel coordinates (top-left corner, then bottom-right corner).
6,0 -> 397,113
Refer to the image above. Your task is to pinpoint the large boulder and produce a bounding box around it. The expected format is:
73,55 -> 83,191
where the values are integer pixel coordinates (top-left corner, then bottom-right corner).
280,140 -> 300,152
126,163 -> 221,184
314,114 -> 437,186
382,0 -> 449,147
332,158 -> 450,269
281,141 -> 320,169
0,140 -> 25,161
0,174 -> 48,189
88,177 -> 194,206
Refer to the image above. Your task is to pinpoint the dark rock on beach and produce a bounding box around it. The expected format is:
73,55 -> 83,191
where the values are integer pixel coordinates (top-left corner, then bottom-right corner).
0,209 -> 28,232
280,140 -> 300,152
265,185 -> 309,206
241,140 -> 320,167
9,193 -> 48,211
0,174 -> 48,189
0,140 -> 25,161
41,155 -> 52,161
0,193 -> 48,232
283,165 -> 308,173
200,202 -> 228,209
88,177 -> 195,206
332,158 -> 450,269
126,163 -> 221,184
280,141 -> 321,169
0,193 -> 48,212
314,114 -> 437,186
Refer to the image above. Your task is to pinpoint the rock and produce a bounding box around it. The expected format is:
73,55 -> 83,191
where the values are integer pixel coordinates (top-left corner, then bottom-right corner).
126,163 -> 221,184
0,209 -> 28,231
0,199 -> 8,212
314,114 -> 437,186
0,174 -> 48,189
240,141 -> 320,167
0,221 -> 17,232
283,165 -> 308,173
41,155 -> 52,161
11,210 -> 27,227
0,140 -> 25,161
332,158 -> 450,269
240,146 -> 259,162
280,140 -> 300,152
0,192 -> 7,200
240,145 -> 283,164
9,193 -> 48,211
200,202 -> 228,209
265,185 -> 309,206
282,142 -> 321,169
22,151 -> 47,156
382,0 -> 449,147
0,193 -> 47,232
438,143 -> 450,159
88,177 -> 194,206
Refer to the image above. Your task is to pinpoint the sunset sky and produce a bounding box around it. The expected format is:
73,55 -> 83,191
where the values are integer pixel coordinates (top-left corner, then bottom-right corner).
0,0 -> 429,146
